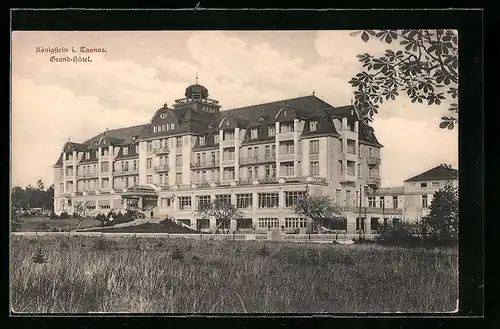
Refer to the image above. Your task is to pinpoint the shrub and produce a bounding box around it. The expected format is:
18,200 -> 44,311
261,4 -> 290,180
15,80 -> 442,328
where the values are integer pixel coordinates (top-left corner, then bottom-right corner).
32,247 -> 47,264
376,221 -> 422,246
33,223 -> 51,232
59,212 -> 70,219
49,213 -> 59,219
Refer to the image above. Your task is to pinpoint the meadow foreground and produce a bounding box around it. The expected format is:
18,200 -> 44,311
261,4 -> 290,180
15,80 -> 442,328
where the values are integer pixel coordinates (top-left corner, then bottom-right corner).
10,235 -> 458,313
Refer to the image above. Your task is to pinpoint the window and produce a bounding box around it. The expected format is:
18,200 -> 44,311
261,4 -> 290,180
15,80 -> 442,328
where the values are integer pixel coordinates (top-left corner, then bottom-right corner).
201,170 -> 207,182
197,195 -> 211,209
224,130 -> 234,140
176,137 -> 183,148
135,144 -> 139,153
133,160 -> 138,170
280,123 -> 294,133
310,161 -> 320,176
147,175 -> 152,184
349,122 -> 355,132
100,204 -> 111,210
258,218 -> 280,229
237,194 -> 253,208
179,196 -> 191,210
251,128 -> 258,139
101,178 -> 109,189
237,218 -> 253,229
285,218 -> 308,228
420,182 -> 428,188
285,191 -> 306,208
346,161 -> 355,175
175,173 -> 182,184
379,196 -> 385,208
123,147 -> 128,155
215,194 -> 232,205
153,126 -> 158,133
309,120 -> 318,132
258,193 -> 279,208
432,182 -> 439,188
356,217 -> 365,232
147,158 -> 152,169
199,136 -> 206,146
59,183 -> 64,192
281,141 -> 294,154
223,167 -> 235,180
392,196 -> 399,209
223,148 -> 235,161
335,189 -> 341,204
85,152 -> 90,159
347,139 -> 356,154
309,140 -> 319,154
346,190 -> 351,206
100,162 -> 109,173
265,164 -> 276,178
368,197 -> 376,208
147,141 -> 153,151
162,124 -> 167,132
268,125 -> 276,137
283,162 -> 294,176
371,218 -> 379,231
170,123 -> 176,130
160,198 -> 171,207
214,134 -> 220,144
175,154 -> 182,166
422,195 -> 428,208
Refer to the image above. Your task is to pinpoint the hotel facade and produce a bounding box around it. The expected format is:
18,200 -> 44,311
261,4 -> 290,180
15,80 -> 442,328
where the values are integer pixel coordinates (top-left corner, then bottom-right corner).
53,82 -> 404,233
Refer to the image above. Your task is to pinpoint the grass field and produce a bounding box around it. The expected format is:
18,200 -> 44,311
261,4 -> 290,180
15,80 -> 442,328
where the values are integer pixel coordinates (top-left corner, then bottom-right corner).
15,217 -> 101,232
10,235 -> 458,313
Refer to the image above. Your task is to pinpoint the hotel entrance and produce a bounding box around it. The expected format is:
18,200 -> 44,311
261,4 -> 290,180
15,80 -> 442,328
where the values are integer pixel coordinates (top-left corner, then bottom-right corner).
121,185 -> 158,212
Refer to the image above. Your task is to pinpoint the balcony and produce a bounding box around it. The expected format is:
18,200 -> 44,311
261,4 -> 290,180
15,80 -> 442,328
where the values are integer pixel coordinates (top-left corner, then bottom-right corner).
309,153 -> 320,161
276,152 -> 301,163
340,174 -> 357,184
258,176 -> 278,184
113,169 -> 140,177
240,155 -> 276,165
154,147 -> 170,155
280,176 -> 302,183
220,139 -> 236,148
153,165 -> 170,173
77,172 -> 98,179
367,176 -> 381,186
304,176 -> 328,184
360,206 -> 403,216
221,158 -> 236,167
65,173 -> 75,179
190,160 -> 220,169
367,156 -> 381,166
238,179 -> 254,186
277,131 -> 295,141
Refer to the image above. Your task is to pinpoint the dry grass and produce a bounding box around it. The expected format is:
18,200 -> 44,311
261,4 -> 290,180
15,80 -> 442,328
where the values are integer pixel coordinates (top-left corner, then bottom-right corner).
10,235 -> 458,313
16,217 -> 100,231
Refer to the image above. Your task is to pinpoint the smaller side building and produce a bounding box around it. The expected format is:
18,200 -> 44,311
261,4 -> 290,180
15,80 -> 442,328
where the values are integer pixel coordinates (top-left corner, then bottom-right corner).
367,164 -> 458,224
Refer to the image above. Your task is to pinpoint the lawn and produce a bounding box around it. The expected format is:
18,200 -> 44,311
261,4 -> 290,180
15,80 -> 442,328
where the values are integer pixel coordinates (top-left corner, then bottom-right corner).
15,217 -> 101,232
96,221 -> 201,234
10,235 -> 458,313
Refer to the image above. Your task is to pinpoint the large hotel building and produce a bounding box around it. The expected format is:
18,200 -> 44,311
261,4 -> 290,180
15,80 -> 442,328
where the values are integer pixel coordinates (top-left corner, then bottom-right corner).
53,82 -> 405,233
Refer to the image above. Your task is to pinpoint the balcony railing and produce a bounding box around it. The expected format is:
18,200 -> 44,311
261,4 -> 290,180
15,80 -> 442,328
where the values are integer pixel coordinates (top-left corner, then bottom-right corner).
221,159 -> 236,166
258,176 -> 277,184
276,152 -> 301,162
240,155 -> 276,165
154,147 -> 170,155
367,176 -> 381,185
340,174 -> 357,183
77,172 -> 98,179
367,156 -> 381,166
153,165 -> 170,172
190,160 -> 220,169
113,169 -> 139,176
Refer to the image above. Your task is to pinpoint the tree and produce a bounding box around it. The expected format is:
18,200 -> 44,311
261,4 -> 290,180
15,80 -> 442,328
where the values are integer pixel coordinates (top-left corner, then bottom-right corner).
72,201 -> 92,231
293,194 -> 345,232
37,179 -> 45,191
349,29 -> 458,129
422,183 -> 459,244
195,199 -> 243,234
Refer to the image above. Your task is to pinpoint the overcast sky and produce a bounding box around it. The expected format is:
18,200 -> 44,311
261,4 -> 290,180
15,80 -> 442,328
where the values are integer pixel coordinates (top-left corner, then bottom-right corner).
11,31 -> 458,188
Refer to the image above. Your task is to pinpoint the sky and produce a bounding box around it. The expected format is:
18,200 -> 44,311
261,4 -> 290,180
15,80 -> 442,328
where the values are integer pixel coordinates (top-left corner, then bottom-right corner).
11,31 -> 458,188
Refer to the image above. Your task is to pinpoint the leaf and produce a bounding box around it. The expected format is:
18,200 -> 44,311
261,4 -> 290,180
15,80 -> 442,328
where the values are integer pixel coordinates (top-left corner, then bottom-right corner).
349,30 -> 363,37
439,121 -> 450,129
361,31 -> 369,43
448,122 -> 455,130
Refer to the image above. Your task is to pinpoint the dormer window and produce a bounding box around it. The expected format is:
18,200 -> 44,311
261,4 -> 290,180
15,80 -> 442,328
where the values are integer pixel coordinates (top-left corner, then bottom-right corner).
162,124 -> 166,132
170,123 -> 176,130
250,128 -> 258,139
153,126 -> 158,133
85,152 -> 90,159
176,137 -> 183,148
280,123 -> 294,133
199,136 -> 206,146
224,130 -> 235,140
123,147 -> 128,155
268,125 -> 276,137
135,144 -> 139,153
310,120 -> 318,132
214,134 -> 220,144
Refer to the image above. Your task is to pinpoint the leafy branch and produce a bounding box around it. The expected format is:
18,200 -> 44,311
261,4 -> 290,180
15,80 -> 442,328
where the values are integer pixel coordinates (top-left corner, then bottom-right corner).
349,29 -> 458,130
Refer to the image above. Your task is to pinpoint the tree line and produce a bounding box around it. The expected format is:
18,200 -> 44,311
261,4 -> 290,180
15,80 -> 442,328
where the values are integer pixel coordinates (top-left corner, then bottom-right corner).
11,179 -> 54,212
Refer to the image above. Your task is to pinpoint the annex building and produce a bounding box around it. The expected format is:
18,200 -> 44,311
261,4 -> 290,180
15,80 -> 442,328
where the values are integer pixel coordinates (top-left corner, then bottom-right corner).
53,82 -> 403,233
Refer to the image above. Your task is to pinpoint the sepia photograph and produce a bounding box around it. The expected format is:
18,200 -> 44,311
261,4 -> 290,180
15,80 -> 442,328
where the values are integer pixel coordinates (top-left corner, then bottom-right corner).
11,27 -> 461,314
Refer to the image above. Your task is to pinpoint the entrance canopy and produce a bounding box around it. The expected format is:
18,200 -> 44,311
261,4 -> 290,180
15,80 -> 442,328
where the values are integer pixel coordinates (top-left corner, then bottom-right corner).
122,185 -> 158,198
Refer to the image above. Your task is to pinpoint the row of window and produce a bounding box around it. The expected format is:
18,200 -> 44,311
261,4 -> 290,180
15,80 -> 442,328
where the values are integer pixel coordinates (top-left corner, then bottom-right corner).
153,123 -> 176,133
174,191 -> 307,210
